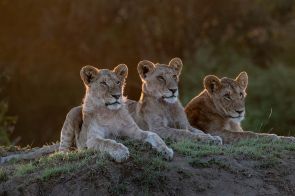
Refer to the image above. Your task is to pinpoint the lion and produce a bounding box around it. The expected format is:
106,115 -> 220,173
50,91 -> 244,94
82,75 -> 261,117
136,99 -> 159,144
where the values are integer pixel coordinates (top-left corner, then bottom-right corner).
126,58 -> 222,144
185,72 -> 295,143
59,64 -> 173,162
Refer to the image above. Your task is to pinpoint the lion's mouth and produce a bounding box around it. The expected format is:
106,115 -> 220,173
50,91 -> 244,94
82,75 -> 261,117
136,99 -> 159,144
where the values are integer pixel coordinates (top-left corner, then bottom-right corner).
105,101 -> 121,106
229,115 -> 244,119
162,95 -> 177,99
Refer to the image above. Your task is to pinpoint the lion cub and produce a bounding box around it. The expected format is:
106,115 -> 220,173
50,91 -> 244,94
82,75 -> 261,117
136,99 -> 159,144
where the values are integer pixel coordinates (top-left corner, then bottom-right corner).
127,58 -> 222,144
185,72 -> 295,143
60,64 -> 173,162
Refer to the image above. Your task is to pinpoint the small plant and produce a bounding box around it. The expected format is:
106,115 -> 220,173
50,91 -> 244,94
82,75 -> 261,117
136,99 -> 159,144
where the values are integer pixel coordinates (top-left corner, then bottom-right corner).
109,182 -> 128,195
40,150 -> 96,181
0,168 -> 8,182
41,162 -> 77,180
15,162 -> 36,176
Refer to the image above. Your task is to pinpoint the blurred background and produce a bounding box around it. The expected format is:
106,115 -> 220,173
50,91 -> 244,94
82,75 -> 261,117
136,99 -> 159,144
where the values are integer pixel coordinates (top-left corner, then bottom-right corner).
0,0 -> 294,146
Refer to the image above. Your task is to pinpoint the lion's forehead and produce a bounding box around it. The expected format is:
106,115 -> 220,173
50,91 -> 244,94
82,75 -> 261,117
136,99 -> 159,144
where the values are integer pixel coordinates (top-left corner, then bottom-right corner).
220,78 -> 241,94
98,70 -> 118,81
154,65 -> 175,75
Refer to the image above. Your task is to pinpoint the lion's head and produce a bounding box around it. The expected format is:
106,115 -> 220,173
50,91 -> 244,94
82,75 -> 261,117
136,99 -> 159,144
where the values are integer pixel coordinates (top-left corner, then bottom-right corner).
204,72 -> 248,123
137,57 -> 183,104
80,64 -> 128,110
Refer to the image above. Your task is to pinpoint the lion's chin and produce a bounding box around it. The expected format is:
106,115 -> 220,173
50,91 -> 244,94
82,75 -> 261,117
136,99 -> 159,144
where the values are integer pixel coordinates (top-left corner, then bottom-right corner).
163,97 -> 178,104
106,103 -> 122,110
230,116 -> 244,123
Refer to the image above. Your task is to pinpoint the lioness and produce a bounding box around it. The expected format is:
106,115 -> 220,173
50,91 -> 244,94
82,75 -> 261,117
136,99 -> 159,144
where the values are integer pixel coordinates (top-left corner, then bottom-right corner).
127,58 -> 222,144
185,72 -> 295,143
59,64 -> 173,162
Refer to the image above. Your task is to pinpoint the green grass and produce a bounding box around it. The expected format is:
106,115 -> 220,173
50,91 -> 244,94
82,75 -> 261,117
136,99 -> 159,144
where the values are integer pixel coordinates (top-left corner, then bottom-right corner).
189,157 -> 230,170
39,149 -> 101,181
109,182 -> 128,196
41,162 -> 79,180
15,162 -> 36,176
0,168 -> 8,182
172,137 -> 295,168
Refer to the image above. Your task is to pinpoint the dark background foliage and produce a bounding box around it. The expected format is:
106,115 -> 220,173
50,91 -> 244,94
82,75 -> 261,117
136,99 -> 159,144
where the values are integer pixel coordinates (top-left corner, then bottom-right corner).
0,0 -> 294,146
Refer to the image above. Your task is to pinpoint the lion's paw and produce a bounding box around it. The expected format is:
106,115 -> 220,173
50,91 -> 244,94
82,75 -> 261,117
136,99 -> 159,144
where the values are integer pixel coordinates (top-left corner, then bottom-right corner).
161,147 -> 174,161
211,135 -> 223,145
109,144 -> 130,163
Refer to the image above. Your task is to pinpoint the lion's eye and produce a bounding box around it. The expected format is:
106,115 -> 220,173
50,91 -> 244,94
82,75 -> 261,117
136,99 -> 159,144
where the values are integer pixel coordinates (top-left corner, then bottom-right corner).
116,81 -> 121,85
173,75 -> 177,80
157,76 -> 165,81
224,93 -> 231,100
240,92 -> 243,98
100,81 -> 107,85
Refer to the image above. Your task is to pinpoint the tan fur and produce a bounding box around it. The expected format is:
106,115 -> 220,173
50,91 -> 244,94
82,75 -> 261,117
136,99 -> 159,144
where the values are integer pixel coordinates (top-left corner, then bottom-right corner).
127,58 -> 222,144
59,65 -> 173,162
185,72 -> 295,143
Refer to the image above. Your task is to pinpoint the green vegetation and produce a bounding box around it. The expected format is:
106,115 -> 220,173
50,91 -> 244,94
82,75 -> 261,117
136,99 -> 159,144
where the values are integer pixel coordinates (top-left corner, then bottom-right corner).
109,182 -> 128,196
39,150 -> 99,181
15,162 -> 36,176
172,138 -> 295,168
0,72 -> 16,146
0,101 -> 16,146
41,162 -> 79,180
0,168 -> 8,182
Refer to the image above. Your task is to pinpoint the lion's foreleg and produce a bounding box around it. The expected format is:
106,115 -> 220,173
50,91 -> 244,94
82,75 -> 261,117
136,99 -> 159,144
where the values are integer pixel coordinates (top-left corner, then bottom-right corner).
121,124 -> 173,160
86,137 -> 129,163
59,106 -> 83,152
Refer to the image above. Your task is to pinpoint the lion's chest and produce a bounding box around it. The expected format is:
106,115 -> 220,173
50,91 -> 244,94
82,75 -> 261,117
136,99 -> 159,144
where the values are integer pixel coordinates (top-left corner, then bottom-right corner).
92,112 -> 129,137
155,105 -> 176,127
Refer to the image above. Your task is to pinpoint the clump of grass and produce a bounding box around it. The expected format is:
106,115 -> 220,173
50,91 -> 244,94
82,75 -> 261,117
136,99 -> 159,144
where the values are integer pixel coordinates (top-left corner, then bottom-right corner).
172,138 -> 295,168
38,149 -> 95,166
95,154 -> 107,170
41,162 -> 78,180
0,168 -> 8,182
15,162 -> 36,176
109,182 -> 128,195
171,140 -> 223,158
40,150 -> 103,181
189,158 -> 230,170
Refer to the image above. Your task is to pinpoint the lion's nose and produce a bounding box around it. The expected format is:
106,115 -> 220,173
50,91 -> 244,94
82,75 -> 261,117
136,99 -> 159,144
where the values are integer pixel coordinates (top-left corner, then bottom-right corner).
169,88 -> 177,94
236,110 -> 244,114
112,94 -> 121,99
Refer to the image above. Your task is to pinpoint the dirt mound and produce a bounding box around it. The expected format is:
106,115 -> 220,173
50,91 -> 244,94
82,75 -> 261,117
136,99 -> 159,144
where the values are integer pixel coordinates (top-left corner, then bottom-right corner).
0,138 -> 295,196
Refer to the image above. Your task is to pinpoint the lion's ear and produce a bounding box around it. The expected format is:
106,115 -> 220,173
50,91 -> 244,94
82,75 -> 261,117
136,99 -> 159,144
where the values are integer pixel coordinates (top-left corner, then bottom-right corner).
113,64 -> 128,80
137,60 -> 155,79
235,71 -> 248,90
169,57 -> 183,76
80,65 -> 99,86
204,75 -> 221,94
